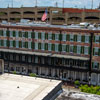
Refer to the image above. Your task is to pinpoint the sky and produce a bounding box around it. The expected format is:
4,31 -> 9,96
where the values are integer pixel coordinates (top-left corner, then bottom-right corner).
0,0 -> 99,9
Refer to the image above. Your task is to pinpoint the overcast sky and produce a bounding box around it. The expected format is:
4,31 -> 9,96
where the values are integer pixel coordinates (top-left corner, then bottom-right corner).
0,0 -> 99,9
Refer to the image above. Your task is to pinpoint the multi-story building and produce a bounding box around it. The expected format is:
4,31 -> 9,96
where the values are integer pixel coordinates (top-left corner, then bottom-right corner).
0,24 -> 100,85
0,7 -> 100,24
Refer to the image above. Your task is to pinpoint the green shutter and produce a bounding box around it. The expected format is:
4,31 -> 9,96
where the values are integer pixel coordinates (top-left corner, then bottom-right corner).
38,32 -> 41,39
66,45 -> 69,52
52,34 -> 55,40
0,30 -> 3,36
67,34 -> 70,41
88,47 -> 90,55
99,49 -> 100,56
81,35 -> 85,42
19,41 -> 22,48
31,42 -> 34,49
74,46 -> 77,53
13,41 -> 16,47
45,33 -> 48,40
7,40 -> 9,47
59,44 -> 62,52
92,62 -> 94,68
25,42 -> 28,48
19,31 -> 22,37
74,35 -> 77,41
81,46 -> 84,54
1,40 -> 3,46
6,30 -> 9,37
59,34 -> 62,41
93,48 -> 95,55
38,43 -> 41,49
25,32 -> 28,38
45,43 -> 48,50
13,31 -> 16,37
52,44 -> 55,51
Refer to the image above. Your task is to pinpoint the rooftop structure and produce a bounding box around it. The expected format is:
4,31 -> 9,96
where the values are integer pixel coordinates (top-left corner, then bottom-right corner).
0,73 -> 62,100
0,7 -> 100,25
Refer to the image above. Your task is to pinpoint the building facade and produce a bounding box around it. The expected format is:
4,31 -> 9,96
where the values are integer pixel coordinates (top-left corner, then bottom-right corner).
0,7 -> 100,24
0,25 -> 100,85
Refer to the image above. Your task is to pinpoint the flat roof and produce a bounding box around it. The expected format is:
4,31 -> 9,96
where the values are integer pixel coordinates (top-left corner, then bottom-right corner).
0,73 -> 61,100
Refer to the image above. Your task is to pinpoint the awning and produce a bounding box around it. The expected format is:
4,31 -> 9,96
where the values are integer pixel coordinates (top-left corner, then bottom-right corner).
51,54 -> 89,61
0,48 -> 89,60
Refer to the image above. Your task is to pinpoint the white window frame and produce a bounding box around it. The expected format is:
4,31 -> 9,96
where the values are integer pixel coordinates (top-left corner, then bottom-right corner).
41,43 -> 44,50
70,34 -> 74,42
95,35 -> 99,43
4,39 -> 7,47
10,40 -> 13,47
77,45 -> 81,54
94,47 -> 99,56
3,30 -> 6,37
77,34 -> 81,42
28,31 -> 31,38
84,46 -> 88,55
85,35 -> 89,43
35,32 -> 38,39
62,34 -> 66,41
55,43 -> 59,52
41,32 -> 45,40
70,45 -> 73,53
48,43 -> 52,51
55,34 -> 59,41
16,30 -> 19,38
10,31 -> 13,37
48,32 -> 52,40
62,44 -> 66,52
28,41 -> 31,49
35,42 -> 38,50
16,40 -> 19,48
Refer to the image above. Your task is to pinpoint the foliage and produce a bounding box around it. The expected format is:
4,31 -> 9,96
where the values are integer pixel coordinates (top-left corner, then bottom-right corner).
29,73 -> 37,77
12,71 -> 16,74
74,80 -> 80,86
79,85 -> 100,95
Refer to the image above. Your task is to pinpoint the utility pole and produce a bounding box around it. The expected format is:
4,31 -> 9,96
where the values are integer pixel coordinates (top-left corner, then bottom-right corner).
91,0 -> 93,9
63,0 -> 64,8
35,0 -> 37,7
12,0 -> 13,8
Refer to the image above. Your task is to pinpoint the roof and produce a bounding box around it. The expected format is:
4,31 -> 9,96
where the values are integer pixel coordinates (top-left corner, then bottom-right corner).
63,8 -> 100,13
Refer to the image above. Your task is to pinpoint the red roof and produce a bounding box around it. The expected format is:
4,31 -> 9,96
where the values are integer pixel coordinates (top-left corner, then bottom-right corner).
63,8 -> 100,13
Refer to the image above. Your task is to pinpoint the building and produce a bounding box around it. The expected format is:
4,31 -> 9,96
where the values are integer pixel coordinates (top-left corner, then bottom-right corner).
0,24 -> 100,85
0,7 -> 100,24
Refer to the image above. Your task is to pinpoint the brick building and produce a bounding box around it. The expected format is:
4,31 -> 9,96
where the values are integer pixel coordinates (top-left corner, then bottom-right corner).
0,7 -> 100,24
0,25 -> 100,85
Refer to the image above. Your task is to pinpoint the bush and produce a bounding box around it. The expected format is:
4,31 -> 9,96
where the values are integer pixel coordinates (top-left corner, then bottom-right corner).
74,80 -> 80,86
12,71 -> 16,74
29,73 -> 37,77
79,85 -> 100,95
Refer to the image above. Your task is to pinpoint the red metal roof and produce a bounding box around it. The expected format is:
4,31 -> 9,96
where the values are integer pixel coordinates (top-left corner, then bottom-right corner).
63,8 -> 100,13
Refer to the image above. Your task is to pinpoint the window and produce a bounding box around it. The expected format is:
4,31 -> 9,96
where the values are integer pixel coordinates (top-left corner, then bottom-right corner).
95,35 -> 99,43
22,41 -> 25,48
48,43 -> 51,51
22,55 -> 25,61
22,32 -> 26,38
84,46 -> 88,55
70,34 -> 74,42
85,35 -> 89,43
16,40 -> 19,48
28,56 -> 31,63
48,32 -> 52,40
10,31 -> 13,37
77,45 -> 81,54
4,39 -> 7,47
35,32 -> 38,39
35,56 -> 38,63
62,34 -> 66,41
16,67 -> 20,72
94,47 -> 99,56
10,40 -> 13,47
3,30 -> 6,37
55,44 -> 58,52
77,35 -> 81,42
28,31 -> 31,38
55,34 -> 59,41
16,31 -> 19,38
41,32 -> 45,40
41,43 -> 44,50
70,45 -> 73,53
62,44 -> 66,52
28,41 -> 31,49
93,62 -> 99,69
35,42 -> 38,50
